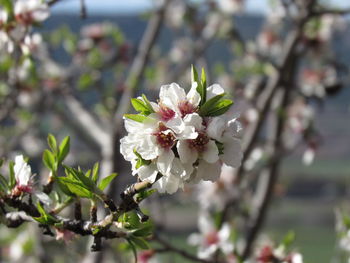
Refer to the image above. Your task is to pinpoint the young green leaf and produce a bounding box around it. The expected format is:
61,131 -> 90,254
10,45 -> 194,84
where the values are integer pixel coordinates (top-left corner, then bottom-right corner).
58,136 -> 70,163
43,150 -> 56,171
0,174 -> 9,192
200,68 -> 207,104
64,166 -> 95,190
131,98 -> 150,113
191,64 -> 199,84
129,236 -> 150,250
206,99 -> 233,116
8,161 -> 16,189
141,94 -> 155,113
199,93 -> 226,116
132,225 -> 153,237
280,230 -> 295,249
124,114 -> 148,123
57,177 -> 93,199
47,134 -> 58,154
126,239 -> 138,263
98,173 -> 118,191
92,162 -> 100,183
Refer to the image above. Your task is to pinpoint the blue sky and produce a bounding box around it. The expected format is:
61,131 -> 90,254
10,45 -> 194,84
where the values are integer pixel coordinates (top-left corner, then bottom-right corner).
51,0 -> 350,15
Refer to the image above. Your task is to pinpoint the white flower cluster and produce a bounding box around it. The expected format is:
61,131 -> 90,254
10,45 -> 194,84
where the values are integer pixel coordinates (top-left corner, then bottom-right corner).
121,73 -> 242,194
0,0 -> 49,54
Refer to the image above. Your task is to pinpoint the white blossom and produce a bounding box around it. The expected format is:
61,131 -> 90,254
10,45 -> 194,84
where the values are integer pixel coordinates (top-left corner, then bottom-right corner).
188,213 -> 234,259
15,0 -> 50,24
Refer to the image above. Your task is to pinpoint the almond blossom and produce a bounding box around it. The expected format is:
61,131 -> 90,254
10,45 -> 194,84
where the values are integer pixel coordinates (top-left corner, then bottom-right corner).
11,155 -> 51,206
15,0 -> 50,25
188,212 -> 234,259
120,70 -> 243,194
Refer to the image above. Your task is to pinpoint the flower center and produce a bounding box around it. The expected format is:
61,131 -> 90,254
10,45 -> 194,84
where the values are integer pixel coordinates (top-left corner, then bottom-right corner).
16,13 -> 34,25
154,124 -> 176,149
188,132 -> 209,152
158,105 -> 175,121
205,231 -> 219,246
178,101 -> 196,117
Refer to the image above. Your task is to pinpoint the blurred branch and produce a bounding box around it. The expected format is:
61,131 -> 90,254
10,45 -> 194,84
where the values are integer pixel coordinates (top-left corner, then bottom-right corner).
241,43 -> 299,260
311,7 -> 350,17
114,0 -> 170,127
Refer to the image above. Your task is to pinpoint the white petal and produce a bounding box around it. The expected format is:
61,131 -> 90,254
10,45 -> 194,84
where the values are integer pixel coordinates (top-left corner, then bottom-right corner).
218,223 -> 231,241
207,117 -> 226,141
166,115 -> 184,134
183,113 -> 203,130
197,161 -> 221,181
207,84 -> 224,100
14,155 -> 31,185
187,82 -> 201,107
153,175 -> 180,194
226,118 -> 243,138
198,213 -> 214,234
221,137 -> 242,168
202,140 -> 219,163
157,149 -> 174,175
178,125 -> 198,140
177,140 -> 198,164
137,164 -> 158,183
159,83 -> 186,110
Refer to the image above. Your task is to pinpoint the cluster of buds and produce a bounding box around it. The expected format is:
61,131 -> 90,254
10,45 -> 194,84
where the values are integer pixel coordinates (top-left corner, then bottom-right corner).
120,67 -> 243,193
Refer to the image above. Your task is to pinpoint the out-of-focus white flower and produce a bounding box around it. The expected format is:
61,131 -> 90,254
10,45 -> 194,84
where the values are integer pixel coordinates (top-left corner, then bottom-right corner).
283,98 -> 314,149
12,155 -> 52,206
244,147 -> 263,171
196,164 -> 238,210
302,147 -> 315,166
9,231 -> 32,261
166,0 -> 186,28
169,38 -> 192,63
15,0 -> 50,24
14,155 -> 32,193
188,213 -> 234,259
217,0 -> 245,14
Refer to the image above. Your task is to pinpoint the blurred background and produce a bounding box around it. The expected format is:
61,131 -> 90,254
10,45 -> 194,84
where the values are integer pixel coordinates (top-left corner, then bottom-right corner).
1,0 -> 350,262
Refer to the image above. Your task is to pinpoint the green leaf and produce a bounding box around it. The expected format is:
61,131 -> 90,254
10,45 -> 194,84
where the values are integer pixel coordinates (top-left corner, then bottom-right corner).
0,0 -> 13,13
200,68 -> 207,104
133,150 -> 151,169
206,99 -> 233,116
58,136 -> 70,163
199,93 -> 226,116
126,239 -> 138,263
64,166 -> 95,191
280,230 -> 295,249
0,158 -> 4,168
92,162 -> 99,183
98,173 -> 118,191
135,189 -> 156,203
0,174 -> 9,192
56,177 -> 75,197
47,134 -> 58,154
131,98 -> 150,113
124,114 -> 148,123
191,64 -> 199,84
8,161 -> 16,189
43,150 -> 56,171
34,202 -> 58,224
56,177 -> 93,199
141,94 -> 155,113
215,141 -> 224,155
129,236 -> 150,250
132,225 -> 153,237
